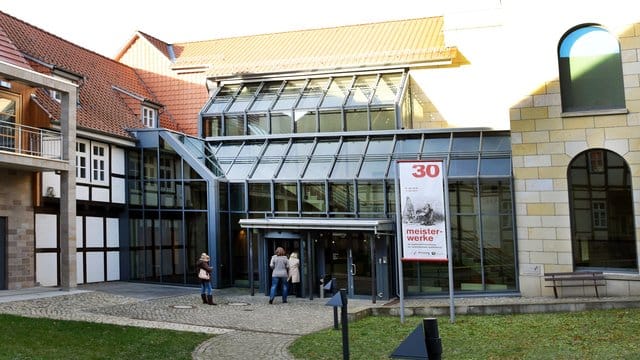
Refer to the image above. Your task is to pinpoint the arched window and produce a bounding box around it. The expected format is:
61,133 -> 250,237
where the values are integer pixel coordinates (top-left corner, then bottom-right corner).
558,25 -> 625,113
568,149 -> 637,270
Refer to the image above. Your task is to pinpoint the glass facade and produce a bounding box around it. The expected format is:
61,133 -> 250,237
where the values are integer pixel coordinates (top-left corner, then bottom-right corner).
213,130 -> 516,294
129,70 -> 516,296
127,138 -> 209,285
202,72 -> 405,137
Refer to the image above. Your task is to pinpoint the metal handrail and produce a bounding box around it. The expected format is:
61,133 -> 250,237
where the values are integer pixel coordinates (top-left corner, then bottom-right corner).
0,120 -> 62,159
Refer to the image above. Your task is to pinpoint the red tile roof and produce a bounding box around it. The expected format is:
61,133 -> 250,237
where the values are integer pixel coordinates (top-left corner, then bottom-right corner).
0,25 -> 30,68
0,10 -> 181,140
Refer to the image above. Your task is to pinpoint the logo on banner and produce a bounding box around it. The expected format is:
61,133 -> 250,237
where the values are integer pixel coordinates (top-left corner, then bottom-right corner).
398,161 -> 448,261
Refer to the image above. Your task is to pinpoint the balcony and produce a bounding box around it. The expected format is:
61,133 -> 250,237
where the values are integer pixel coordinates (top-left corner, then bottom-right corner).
0,119 -> 67,171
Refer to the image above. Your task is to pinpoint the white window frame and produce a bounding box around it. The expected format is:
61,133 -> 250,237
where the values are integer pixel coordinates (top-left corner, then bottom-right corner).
76,139 -> 90,183
91,143 -> 109,186
142,106 -> 157,128
50,89 -> 62,103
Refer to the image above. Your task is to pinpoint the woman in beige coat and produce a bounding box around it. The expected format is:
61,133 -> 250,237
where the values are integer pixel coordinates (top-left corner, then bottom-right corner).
288,252 -> 301,297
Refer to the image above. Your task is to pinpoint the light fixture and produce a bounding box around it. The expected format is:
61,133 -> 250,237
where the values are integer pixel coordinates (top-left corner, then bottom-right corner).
0,80 -> 11,89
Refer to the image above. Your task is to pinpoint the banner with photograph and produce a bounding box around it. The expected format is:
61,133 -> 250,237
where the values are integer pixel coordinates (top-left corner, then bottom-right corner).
398,160 -> 448,261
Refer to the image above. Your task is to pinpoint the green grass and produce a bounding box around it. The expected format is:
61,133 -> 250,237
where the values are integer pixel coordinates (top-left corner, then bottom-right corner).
290,308 -> 640,360
0,314 -> 212,359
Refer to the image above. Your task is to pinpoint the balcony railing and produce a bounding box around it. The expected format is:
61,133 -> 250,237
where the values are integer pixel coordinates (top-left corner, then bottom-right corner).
0,120 -> 62,159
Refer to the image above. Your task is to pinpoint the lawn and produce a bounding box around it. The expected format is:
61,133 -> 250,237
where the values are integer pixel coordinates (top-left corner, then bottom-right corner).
289,308 -> 640,359
0,314 -> 212,359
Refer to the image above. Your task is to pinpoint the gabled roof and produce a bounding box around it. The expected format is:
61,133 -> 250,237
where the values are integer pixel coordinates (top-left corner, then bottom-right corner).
0,10 -> 180,140
116,31 -> 173,61
171,16 -> 456,79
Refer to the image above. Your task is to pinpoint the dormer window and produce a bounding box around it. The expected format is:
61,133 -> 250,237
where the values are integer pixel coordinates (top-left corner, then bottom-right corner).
142,106 -> 157,128
50,89 -> 62,103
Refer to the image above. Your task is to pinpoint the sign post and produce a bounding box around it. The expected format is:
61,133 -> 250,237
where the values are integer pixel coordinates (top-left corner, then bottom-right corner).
396,160 -> 455,323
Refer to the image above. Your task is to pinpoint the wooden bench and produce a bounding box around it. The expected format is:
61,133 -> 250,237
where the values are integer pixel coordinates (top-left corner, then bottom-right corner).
544,271 -> 605,298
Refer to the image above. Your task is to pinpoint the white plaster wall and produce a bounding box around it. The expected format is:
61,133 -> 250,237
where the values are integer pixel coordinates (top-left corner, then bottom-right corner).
111,147 -> 125,175
111,177 -> 125,204
107,251 -> 120,281
76,253 -> 84,284
76,185 -> 89,201
106,218 -> 119,248
35,213 -> 57,248
85,217 -> 104,248
36,253 -> 57,286
92,187 -> 110,202
85,252 -> 104,283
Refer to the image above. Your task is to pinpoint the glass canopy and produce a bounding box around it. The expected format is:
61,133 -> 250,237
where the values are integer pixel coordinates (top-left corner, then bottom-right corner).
212,131 -> 511,181
201,72 -> 407,137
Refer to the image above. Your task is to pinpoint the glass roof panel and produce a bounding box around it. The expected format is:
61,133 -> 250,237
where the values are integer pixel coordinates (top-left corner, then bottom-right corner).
370,73 -> 402,105
226,160 -> 256,180
331,158 -> 361,179
394,137 -> 422,154
237,143 -> 263,157
359,158 -> 390,178
346,75 -> 377,106
204,84 -> 241,114
277,159 -> 308,179
272,80 -> 305,110
298,78 -> 329,109
227,83 -> 260,113
422,136 -> 451,153
303,158 -> 334,179
249,82 -> 283,112
321,77 -> 353,108
287,141 -> 313,157
366,138 -> 394,155
262,141 -> 288,157
215,143 -> 243,158
313,140 -> 340,156
252,160 -> 281,179
339,138 -> 367,155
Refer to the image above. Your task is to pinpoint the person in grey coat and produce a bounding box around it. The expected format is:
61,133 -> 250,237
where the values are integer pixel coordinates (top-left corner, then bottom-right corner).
269,246 -> 289,304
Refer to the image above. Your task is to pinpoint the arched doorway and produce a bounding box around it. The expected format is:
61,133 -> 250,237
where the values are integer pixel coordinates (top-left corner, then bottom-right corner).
568,149 -> 637,270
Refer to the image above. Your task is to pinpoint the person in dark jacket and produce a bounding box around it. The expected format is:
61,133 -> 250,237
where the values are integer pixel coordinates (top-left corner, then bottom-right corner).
196,253 -> 216,305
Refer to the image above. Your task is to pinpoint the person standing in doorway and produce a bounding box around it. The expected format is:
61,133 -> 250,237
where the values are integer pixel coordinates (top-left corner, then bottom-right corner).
196,253 -> 216,305
288,252 -> 300,297
269,247 -> 289,304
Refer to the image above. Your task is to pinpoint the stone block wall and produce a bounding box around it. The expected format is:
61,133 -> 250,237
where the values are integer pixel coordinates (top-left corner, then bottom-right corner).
0,168 -> 35,289
510,22 -> 640,297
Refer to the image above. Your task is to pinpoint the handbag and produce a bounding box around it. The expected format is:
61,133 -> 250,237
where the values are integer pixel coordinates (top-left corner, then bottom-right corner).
198,268 -> 210,280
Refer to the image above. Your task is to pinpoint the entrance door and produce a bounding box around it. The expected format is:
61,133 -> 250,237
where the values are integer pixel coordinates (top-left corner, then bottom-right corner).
325,232 -> 373,297
264,232 -> 301,296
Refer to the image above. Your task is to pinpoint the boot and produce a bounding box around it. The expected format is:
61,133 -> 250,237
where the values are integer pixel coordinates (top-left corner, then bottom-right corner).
201,294 -> 207,304
207,294 -> 216,305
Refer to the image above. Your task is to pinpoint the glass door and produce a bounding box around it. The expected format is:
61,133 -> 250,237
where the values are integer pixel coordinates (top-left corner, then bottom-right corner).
325,232 -> 372,297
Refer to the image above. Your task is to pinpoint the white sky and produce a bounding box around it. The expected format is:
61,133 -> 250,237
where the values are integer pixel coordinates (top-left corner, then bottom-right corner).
0,0 -> 464,58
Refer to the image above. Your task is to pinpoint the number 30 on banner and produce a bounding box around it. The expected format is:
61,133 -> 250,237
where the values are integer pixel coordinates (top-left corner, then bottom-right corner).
411,163 -> 440,178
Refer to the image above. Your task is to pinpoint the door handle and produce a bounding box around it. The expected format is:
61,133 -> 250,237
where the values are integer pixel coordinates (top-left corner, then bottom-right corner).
350,263 -> 356,276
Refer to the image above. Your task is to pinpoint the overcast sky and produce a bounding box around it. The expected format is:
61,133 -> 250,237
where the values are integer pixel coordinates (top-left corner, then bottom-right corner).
0,0 -> 460,58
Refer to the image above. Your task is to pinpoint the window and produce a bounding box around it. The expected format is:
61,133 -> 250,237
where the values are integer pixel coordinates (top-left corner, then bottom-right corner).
568,149 -> 637,270
50,89 -> 62,103
559,25 -> 625,113
76,140 -> 89,182
0,91 -> 19,152
92,144 -> 108,185
142,106 -> 157,128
